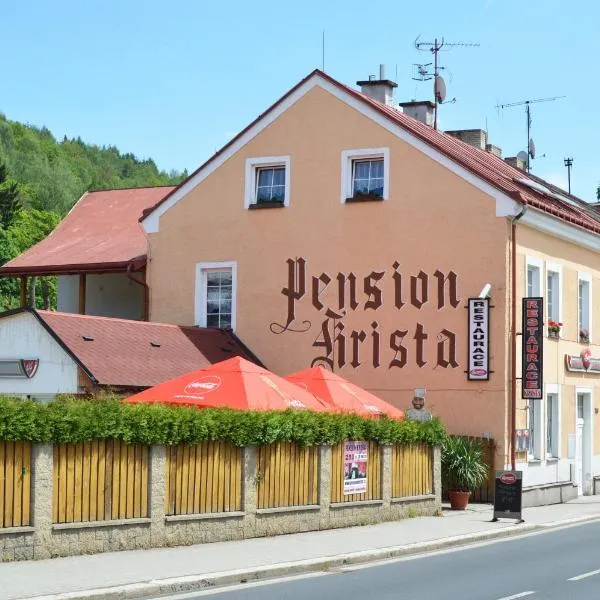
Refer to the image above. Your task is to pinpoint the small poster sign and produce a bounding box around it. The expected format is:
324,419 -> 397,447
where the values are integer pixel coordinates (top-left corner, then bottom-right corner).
522,298 -> 543,399
343,441 -> 368,495
468,298 -> 490,380
492,470 -> 523,522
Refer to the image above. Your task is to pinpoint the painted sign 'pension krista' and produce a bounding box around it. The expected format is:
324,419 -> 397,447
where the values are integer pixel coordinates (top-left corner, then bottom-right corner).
270,258 -> 465,370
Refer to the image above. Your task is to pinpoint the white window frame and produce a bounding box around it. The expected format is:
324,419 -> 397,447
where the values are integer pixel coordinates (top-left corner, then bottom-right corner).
545,384 -> 561,459
545,261 -> 563,330
244,155 -> 291,209
525,255 -> 544,299
341,147 -> 390,203
578,271 -> 592,344
527,398 -> 543,461
195,261 -> 237,330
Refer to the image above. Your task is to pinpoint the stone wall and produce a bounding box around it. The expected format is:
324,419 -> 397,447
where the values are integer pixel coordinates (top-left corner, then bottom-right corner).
0,444 -> 441,561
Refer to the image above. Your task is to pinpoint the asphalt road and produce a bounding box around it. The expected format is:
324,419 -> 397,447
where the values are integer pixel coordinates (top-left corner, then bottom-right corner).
163,520 -> 600,600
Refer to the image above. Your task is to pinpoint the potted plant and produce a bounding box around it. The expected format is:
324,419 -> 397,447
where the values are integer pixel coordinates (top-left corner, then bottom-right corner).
580,328 -> 590,344
547,320 -> 562,339
442,436 -> 489,510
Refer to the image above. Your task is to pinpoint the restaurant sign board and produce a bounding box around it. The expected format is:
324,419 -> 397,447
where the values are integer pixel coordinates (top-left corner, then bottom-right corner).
467,298 -> 490,380
522,298 -> 543,399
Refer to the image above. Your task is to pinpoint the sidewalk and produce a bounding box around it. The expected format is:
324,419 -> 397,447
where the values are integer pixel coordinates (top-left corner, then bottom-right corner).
4,496 -> 600,600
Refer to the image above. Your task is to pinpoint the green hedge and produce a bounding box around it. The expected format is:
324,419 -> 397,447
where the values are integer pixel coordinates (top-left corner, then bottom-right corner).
0,396 -> 447,447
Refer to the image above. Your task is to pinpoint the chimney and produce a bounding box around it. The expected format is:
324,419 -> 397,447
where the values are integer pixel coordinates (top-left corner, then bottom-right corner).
398,100 -> 435,126
486,144 -> 502,158
505,156 -> 527,171
445,129 -> 488,150
357,64 -> 398,106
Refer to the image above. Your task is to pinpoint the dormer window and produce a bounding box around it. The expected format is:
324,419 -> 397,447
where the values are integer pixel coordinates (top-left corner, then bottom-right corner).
245,156 -> 291,209
341,148 -> 389,203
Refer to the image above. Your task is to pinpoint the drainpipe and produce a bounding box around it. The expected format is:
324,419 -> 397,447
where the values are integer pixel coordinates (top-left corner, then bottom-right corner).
510,205 -> 527,471
127,264 -> 149,321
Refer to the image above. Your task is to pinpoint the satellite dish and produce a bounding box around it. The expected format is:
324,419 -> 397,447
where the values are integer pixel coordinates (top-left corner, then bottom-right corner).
528,138 -> 536,159
517,150 -> 529,164
434,75 -> 446,103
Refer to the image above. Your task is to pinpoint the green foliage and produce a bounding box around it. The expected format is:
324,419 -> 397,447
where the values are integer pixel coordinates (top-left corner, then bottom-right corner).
0,396 -> 447,447
0,161 -> 21,229
0,113 -> 186,309
441,436 -> 488,492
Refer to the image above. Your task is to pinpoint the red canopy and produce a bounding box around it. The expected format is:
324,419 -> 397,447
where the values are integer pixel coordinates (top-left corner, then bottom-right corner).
123,356 -> 327,412
285,366 -> 404,419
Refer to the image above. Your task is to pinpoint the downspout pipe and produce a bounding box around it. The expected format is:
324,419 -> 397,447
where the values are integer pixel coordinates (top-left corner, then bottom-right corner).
510,205 -> 527,471
127,263 -> 149,322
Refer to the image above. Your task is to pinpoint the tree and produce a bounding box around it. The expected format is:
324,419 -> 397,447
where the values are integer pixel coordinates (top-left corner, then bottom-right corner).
0,162 -> 21,229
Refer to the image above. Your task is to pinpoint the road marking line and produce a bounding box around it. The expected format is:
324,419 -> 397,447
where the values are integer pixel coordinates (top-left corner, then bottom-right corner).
496,592 -> 535,600
568,568 -> 600,581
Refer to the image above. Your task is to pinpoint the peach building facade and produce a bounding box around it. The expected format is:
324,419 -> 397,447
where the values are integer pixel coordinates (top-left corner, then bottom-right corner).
142,70 -> 600,500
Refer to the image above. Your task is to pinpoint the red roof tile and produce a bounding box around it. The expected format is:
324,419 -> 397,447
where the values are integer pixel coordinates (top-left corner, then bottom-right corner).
1,186 -> 175,276
144,70 -> 600,236
27,310 -> 261,388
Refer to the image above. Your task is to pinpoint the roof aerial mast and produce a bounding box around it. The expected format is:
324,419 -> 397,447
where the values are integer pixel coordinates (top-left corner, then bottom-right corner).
413,36 -> 479,130
496,96 -> 566,173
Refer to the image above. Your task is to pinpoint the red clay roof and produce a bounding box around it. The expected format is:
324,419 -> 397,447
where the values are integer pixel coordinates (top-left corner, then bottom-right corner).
144,70 -> 600,235
26,309 -> 261,389
0,186 -> 175,276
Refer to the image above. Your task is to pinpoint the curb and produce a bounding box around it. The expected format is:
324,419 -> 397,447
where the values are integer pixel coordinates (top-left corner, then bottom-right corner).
22,514 -> 600,600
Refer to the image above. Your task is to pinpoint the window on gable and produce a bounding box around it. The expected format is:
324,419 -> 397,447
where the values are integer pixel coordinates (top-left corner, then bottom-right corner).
256,166 -> 286,204
352,159 -> 384,198
244,156 -> 290,209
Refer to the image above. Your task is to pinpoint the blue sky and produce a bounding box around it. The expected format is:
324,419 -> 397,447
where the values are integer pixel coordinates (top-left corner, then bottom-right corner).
1,0 -> 597,199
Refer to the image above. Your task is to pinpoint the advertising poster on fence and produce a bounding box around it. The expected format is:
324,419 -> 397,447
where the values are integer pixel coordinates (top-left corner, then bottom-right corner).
344,441 -> 368,495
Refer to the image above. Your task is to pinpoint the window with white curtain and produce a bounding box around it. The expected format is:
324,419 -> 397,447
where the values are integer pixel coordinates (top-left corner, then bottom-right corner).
527,264 -> 541,297
195,262 -> 237,330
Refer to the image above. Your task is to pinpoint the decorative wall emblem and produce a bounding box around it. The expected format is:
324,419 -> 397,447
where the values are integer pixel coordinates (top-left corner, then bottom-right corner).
0,359 -> 39,379
565,350 -> 600,373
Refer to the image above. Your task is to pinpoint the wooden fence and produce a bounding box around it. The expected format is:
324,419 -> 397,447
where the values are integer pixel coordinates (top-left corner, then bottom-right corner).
441,436 -> 495,503
53,441 -> 149,524
392,443 -> 433,498
166,442 -> 242,515
257,442 -> 319,509
0,441 -> 31,528
331,441 -> 381,503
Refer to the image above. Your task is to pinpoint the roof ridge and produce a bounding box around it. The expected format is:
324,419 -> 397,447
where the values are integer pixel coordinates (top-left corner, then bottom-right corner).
87,185 -> 177,193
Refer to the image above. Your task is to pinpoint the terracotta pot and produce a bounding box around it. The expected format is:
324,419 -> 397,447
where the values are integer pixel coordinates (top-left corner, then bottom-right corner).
448,490 -> 471,510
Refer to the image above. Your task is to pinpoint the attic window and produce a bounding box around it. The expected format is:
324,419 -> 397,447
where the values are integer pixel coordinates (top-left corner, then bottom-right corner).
341,148 -> 389,203
150,341 -> 161,347
82,335 -> 94,342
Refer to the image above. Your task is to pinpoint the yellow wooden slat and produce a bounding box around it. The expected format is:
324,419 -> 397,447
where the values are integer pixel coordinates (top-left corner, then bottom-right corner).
281,443 -> 289,507
181,444 -> 190,515
140,446 -> 148,518
103,440 -> 112,521
0,441 -> 6,528
97,440 -> 107,521
218,442 -> 226,512
211,441 -> 220,513
22,442 -> 31,527
73,443 -> 83,522
200,442 -> 208,514
222,443 -> 230,512
89,441 -> 98,521
11,441 -> 23,527
174,445 -> 183,515
133,445 -> 142,518
65,444 -> 76,523
125,444 -> 134,519
81,442 -> 91,522
187,445 -> 196,515
203,441 -> 212,513
111,440 -> 121,520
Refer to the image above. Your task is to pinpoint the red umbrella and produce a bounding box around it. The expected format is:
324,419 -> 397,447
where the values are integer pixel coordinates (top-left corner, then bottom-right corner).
285,366 -> 404,419
123,356 -> 327,412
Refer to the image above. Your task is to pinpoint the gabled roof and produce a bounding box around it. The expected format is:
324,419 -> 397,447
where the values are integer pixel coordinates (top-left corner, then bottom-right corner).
3,309 -> 262,389
141,70 -> 600,237
0,186 -> 175,276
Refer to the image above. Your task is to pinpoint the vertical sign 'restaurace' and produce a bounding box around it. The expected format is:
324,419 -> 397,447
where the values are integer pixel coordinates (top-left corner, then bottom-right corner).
468,298 -> 490,380
522,297 -> 543,399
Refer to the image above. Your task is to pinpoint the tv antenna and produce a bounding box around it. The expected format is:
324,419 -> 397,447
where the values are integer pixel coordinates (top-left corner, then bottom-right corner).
414,36 -> 479,130
496,96 -> 565,173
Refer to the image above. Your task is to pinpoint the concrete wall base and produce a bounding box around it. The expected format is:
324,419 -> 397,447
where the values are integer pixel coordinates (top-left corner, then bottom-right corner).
522,481 -> 578,507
